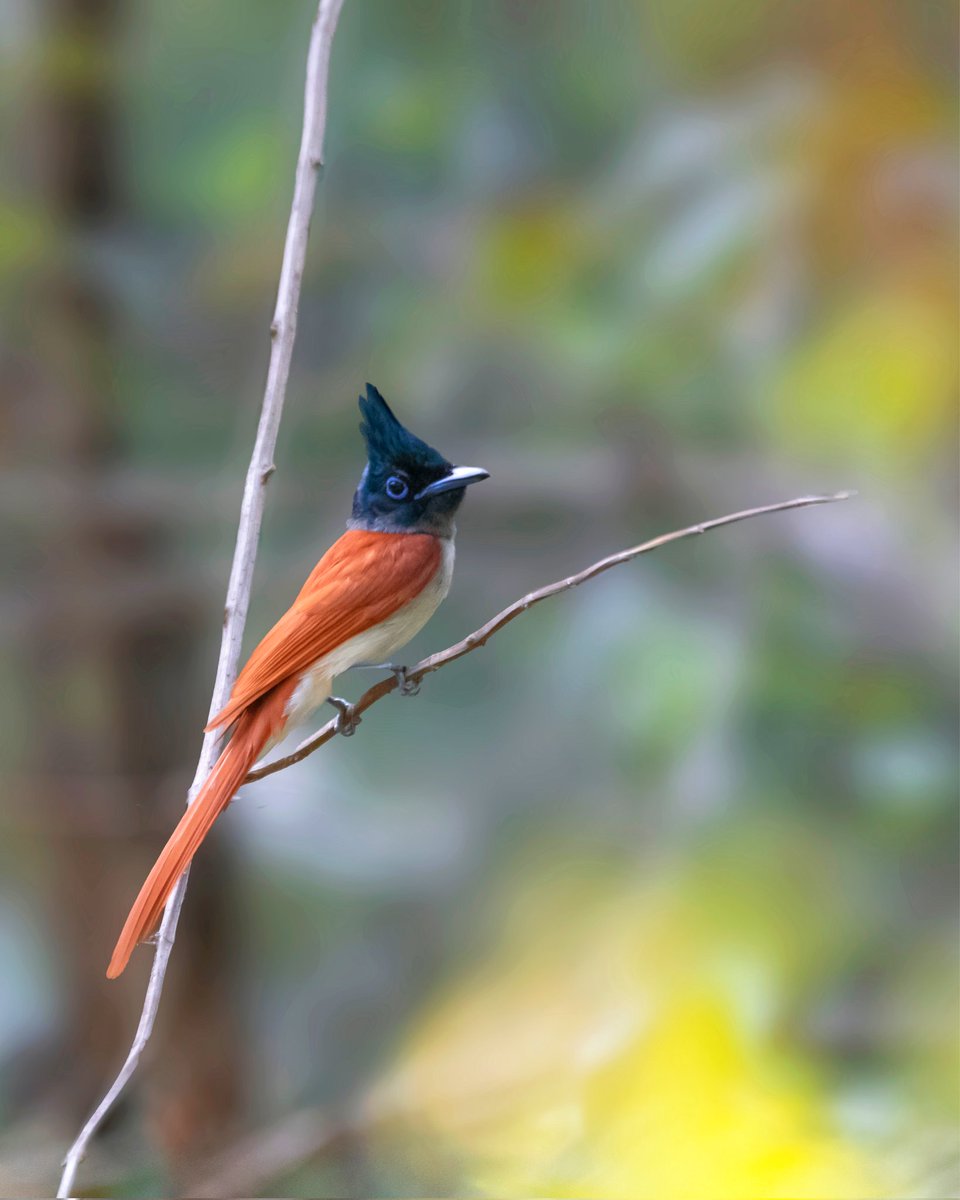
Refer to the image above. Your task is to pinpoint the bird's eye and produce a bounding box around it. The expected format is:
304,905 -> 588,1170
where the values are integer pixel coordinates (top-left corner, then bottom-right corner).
385,475 -> 409,501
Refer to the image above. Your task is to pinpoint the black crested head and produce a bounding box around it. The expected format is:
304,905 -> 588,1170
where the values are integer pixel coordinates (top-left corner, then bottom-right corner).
352,384 -> 489,535
358,383 -> 449,478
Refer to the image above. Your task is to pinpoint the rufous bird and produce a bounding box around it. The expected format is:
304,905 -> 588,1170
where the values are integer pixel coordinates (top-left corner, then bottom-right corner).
107,385 -> 488,978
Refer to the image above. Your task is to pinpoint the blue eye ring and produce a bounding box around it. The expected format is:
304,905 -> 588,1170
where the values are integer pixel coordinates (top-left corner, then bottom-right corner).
385,475 -> 409,501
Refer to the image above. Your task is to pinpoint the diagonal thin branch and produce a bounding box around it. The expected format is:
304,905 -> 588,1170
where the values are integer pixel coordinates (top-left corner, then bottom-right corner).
56,2 -> 347,1195
247,490 -> 855,785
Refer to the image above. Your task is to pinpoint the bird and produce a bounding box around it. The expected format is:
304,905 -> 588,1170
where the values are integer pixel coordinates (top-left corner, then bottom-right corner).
107,385 -> 488,979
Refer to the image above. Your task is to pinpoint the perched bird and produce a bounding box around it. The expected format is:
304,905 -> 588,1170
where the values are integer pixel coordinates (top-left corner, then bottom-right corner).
107,385 -> 488,978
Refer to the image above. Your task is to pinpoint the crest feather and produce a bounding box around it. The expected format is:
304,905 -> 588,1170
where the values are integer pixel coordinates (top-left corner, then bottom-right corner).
357,383 -> 447,472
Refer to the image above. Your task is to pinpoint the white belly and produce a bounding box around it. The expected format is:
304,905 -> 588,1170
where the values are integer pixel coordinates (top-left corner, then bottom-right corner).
281,537 -> 455,735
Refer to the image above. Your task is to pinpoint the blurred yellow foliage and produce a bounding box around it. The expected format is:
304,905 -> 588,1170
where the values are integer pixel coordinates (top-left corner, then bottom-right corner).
476,203 -> 585,310
370,858 -> 885,1198
578,995 -> 873,1199
772,291 -> 956,470
0,203 -> 55,277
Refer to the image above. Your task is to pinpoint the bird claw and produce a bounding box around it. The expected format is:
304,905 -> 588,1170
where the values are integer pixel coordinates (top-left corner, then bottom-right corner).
391,665 -> 421,697
327,696 -> 361,736
348,660 -> 421,696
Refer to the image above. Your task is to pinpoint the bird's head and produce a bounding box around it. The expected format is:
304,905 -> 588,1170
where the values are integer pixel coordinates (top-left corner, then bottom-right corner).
351,384 -> 488,535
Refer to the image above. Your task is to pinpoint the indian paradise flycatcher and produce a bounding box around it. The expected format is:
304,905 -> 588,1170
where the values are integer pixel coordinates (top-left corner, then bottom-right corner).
107,385 -> 488,978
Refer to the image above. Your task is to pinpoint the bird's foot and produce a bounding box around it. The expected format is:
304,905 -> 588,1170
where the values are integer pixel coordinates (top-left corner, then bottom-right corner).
350,660 -> 421,696
390,665 -> 421,697
327,695 -> 361,736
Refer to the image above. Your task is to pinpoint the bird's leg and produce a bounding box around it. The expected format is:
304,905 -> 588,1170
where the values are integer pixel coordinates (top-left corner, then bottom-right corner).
350,661 -> 421,696
327,695 -> 361,736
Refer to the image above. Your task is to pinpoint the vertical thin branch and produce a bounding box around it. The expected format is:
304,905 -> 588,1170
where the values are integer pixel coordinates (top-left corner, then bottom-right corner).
57,2 -> 347,1194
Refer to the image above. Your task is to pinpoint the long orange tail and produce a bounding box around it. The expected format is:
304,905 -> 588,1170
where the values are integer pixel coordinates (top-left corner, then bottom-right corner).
106,681 -> 294,979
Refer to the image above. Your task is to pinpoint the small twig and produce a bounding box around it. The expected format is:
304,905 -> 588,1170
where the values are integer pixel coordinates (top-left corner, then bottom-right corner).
248,490 -> 854,785
56,3 -> 346,1195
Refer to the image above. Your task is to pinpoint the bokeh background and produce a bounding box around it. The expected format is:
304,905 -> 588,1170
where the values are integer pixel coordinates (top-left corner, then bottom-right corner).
0,0 -> 957,1196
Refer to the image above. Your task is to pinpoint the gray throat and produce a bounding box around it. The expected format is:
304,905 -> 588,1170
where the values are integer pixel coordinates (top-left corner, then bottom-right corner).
347,512 -> 457,539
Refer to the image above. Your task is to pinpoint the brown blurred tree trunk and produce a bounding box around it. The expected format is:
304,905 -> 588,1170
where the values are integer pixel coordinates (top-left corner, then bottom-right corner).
6,0 -> 248,1174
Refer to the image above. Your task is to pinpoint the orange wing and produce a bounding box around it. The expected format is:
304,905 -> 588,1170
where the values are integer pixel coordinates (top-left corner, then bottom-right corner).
207,529 -> 442,731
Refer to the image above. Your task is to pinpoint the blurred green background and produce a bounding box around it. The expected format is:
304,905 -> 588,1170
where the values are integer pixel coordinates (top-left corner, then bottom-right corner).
0,0 -> 957,1196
